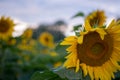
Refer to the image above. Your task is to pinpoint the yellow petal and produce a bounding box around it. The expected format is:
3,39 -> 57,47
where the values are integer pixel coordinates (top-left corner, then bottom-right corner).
87,66 -> 94,80
107,19 -> 115,30
114,47 -> 120,52
64,58 -> 76,68
109,61 -> 117,73
64,53 -> 77,68
60,41 -> 73,45
96,28 -> 106,35
111,50 -> 120,62
99,34 -> 105,40
64,36 -> 77,41
109,24 -> 120,33
112,27 -> 120,34
97,67 -> 105,80
66,43 -> 77,52
61,36 -> 77,45
102,63 -> 112,80
65,51 -> 77,59
76,59 -> 80,72
78,35 -> 83,44
80,63 -> 87,76
107,61 -> 115,79
112,34 -> 120,41
96,28 -> 107,40
93,67 -> 100,80
80,31 -> 88,35
84,20 -> 92,31
110,58 -> 120,70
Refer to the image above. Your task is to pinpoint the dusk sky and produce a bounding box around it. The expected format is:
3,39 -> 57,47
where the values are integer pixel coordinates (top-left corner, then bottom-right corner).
0,0 -> 120,36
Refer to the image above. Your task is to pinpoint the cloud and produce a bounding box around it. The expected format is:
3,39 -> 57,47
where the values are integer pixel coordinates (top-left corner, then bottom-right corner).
0,0 -> 120,25
1,0 -> 120,36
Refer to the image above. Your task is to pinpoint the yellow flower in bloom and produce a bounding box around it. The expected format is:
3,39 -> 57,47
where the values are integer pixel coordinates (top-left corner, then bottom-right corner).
0,16 -> 15,40
18,43 -> 33,51
21,39 -> 27,44
18,39 -> 36,53
61,12 -> 120,80
85,10 -> 106,27
38,32 -> 54,48
22,29 -> 33,39
7,38 -> 16,45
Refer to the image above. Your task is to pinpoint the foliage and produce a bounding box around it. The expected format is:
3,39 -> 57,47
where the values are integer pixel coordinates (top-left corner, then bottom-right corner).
0,25 -> 66,80
72,12 -> 84,18
31,70 -> 67,80
1,11 -> 120,80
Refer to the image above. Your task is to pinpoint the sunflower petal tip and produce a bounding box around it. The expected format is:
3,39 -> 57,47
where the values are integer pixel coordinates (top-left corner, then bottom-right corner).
75,69 -> 79,72
100,35 -> 104,40
78,36 -> 83,44
75,59 -> 80,72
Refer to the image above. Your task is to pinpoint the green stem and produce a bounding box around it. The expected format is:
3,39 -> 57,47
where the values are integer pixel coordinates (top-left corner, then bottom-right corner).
0,46 -> 6,80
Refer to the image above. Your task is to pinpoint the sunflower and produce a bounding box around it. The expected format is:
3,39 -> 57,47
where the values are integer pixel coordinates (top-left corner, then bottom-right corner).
61,10 -> 120,80
85,10 -> 106,27
0,16 -> 15,40
38,32 -> 54,48
7,38 -> 16,45
22,28 -> 33,39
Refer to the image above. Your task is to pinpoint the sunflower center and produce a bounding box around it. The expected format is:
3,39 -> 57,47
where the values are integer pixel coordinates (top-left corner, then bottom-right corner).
77,32 -> 113,66
45,37 -> 49,42
0,21 -> 9,33
91,42 -> 104,55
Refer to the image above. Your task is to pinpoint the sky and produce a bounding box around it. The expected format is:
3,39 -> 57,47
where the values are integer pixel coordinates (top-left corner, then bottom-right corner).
0,0 -> 120,35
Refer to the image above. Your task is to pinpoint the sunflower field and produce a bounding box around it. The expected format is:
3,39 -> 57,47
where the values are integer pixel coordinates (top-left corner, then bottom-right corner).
0,10 -> 120,80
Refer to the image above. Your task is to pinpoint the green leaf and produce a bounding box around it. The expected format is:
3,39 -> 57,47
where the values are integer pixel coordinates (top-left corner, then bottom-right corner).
73,24 -> 82,31
115,71 -> 120,79
73,24 -> 82,36
34,54 -> 52,63
55,42 -> 68,54
75,32 -> 80,37
72,12 -> 84,18
55,42 -> 68,58
31,70 -> 67,80
100,25 -> 106,28
54,67 -> 82,80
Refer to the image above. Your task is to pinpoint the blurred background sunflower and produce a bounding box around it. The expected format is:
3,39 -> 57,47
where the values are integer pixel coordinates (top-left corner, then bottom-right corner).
38,32 -> 55,48
0,16 -> 15,40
